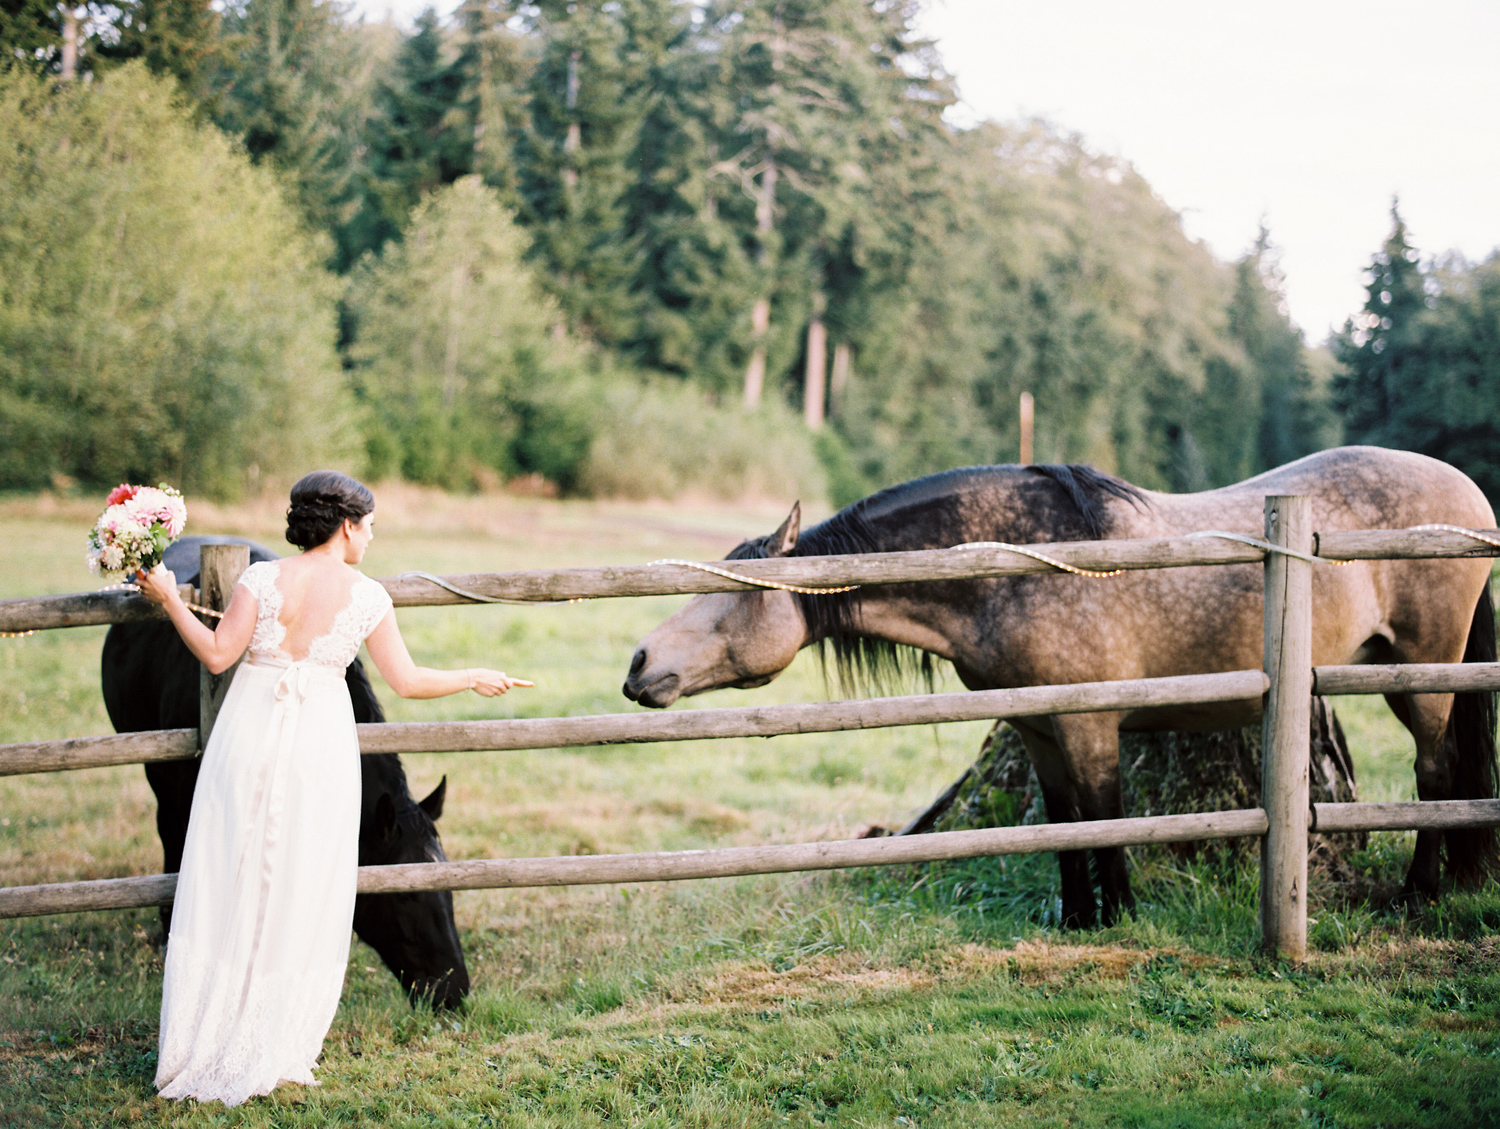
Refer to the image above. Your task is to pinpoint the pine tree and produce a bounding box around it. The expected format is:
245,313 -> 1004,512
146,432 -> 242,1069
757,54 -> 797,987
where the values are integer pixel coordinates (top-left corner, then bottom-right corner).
363,7 -> 475,257
1414,253 -> 1500,505
93,0 -> 223,103
651,0 -> 951,409
1334,200 -> 1428,445
505,0 -> 684,345
452,0 -> 530,203
209,0 -> 380,271
0,0 -> 63,73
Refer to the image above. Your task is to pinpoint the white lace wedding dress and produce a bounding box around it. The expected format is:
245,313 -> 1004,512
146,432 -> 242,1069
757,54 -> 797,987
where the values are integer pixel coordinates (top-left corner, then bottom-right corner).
155,560 -> 392,1106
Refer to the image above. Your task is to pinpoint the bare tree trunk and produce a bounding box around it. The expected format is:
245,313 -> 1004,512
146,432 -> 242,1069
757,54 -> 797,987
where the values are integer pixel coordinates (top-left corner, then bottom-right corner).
744,298 -> 770,407
743,157 -> 777,408
443,264 -> 465,409
1019,391 -> 1034,465
830,341 -> 852,411
563,50 -> 581,190
803,310 -> 827,430
743,20 -> 783,409
60,5 -> 79,80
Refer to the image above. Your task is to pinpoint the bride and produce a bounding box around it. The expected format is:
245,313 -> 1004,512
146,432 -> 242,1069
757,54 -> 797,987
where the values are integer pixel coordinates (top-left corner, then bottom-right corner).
136,469 -> 530,1106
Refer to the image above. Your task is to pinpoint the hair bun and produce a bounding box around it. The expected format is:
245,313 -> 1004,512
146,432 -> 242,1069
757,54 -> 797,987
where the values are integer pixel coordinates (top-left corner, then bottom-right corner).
285,471 -> 375,550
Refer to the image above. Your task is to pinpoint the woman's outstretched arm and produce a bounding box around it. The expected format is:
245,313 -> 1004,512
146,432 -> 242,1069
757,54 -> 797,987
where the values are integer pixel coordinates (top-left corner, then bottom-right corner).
136,568 -> 258,675
363,610 -> 533,699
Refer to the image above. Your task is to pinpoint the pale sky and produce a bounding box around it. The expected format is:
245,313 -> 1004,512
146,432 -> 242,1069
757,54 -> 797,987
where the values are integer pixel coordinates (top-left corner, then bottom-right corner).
354,0 -> 1500,343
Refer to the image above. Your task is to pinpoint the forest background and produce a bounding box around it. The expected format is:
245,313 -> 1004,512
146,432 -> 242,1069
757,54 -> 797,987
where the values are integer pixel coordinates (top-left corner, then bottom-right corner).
2,0 -> 1498,510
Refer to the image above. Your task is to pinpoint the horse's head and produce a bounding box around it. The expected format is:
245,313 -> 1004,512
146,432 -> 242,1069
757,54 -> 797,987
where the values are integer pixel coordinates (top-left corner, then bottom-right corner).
353,773 -> 471,1011
623,504 -> 810,709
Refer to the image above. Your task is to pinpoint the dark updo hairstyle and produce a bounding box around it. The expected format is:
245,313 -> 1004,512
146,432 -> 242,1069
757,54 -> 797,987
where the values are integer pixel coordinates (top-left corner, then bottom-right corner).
285,470 -> 375,550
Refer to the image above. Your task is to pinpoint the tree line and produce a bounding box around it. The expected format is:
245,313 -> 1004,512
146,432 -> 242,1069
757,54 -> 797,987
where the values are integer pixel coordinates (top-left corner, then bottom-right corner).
2,0 -> 1495,508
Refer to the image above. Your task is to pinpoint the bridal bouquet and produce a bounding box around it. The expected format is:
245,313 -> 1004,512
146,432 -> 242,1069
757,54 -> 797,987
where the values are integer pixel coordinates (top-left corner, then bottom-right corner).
86,483 -> 187,578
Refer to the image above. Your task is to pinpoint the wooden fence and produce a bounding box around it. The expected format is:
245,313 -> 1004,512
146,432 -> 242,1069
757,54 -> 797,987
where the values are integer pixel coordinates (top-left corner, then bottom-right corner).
3,499 -> 1500,961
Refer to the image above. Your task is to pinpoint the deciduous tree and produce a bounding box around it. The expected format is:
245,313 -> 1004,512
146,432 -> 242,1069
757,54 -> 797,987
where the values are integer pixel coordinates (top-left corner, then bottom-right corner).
0,64 -> 353,496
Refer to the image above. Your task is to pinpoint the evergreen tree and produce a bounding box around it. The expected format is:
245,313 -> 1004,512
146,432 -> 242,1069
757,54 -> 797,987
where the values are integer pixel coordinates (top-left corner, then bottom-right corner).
637,0 -> 951,407
452,0 -> 531,202
1333,207 -> 1500,506
210,0 -> 383,271
94,0 -> 223,103
1413,253 -> 1500,505
1334,200 -> 1427,445
0,0 -> 62,73
362,8 -> 475,261
505,0 -> 683,345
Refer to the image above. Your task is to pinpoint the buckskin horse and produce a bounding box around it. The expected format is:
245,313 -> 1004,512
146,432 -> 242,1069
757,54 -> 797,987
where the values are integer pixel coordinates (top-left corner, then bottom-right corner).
623,447 -> 1498,928
101,536 -> 470,1008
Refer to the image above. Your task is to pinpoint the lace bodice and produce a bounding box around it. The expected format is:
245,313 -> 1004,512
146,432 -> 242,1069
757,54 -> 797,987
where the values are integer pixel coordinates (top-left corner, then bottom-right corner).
237,560 -> 392,670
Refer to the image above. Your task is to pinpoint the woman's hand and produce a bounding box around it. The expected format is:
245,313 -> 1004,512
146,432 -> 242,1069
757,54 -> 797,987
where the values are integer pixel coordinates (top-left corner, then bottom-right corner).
466,668 -> 535,697
365,613 -> 535,699
135,566 -> 180,608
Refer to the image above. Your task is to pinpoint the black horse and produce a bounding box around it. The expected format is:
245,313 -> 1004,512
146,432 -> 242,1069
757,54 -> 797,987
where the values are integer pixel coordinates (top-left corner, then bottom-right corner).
101,536 -> 470,1010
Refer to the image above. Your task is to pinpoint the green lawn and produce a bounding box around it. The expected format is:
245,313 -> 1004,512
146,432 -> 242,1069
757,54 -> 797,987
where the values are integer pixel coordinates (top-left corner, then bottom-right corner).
1,488 -> 1496,1127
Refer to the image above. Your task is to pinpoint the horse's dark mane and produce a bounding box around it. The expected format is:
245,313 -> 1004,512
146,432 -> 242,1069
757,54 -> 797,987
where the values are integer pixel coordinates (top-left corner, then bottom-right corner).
728,464 -> 1147,695
1027,464 -> 1148,540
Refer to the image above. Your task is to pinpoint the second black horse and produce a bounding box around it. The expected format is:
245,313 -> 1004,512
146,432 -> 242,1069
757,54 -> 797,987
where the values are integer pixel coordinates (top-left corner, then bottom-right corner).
101,536 -> 470,1010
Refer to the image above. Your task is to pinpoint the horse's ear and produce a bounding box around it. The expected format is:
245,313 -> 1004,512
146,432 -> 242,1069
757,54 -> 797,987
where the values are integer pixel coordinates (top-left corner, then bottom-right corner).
770,502 -> 801,557
419,776 -> 447,821
375,792 -> 398,840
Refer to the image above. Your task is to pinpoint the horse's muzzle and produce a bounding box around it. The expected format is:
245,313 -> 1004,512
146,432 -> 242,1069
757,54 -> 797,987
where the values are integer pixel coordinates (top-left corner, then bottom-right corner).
622,648 -> 680,707
622,672 -> 680,708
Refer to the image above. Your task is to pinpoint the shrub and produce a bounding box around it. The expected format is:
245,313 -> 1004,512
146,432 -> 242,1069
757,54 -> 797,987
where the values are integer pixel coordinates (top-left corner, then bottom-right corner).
0,64 -> 354,497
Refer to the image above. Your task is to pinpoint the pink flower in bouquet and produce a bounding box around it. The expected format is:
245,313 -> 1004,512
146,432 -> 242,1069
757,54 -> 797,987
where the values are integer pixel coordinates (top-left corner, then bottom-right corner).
86,483 -> 187,578
123,486 -> 187,538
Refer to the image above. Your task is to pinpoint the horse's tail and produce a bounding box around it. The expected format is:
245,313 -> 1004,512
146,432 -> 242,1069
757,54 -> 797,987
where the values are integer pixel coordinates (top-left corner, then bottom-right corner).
1446,578 -> 1499,885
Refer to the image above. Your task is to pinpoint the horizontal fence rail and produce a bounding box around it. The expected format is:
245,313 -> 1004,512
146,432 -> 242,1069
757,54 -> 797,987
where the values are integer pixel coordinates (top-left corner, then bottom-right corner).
0,670 -> 1271,776
1310,663 -> 1500,695
9,664 -> 1500,779
5,527 -> 1498,633
8,659 -> 1500,773
5,799 -> 1500,920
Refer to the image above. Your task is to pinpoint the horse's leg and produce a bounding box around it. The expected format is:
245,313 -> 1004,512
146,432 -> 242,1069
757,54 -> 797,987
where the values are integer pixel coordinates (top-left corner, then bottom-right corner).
1014,713 -> 1130,928
1386,690 -> 1456,904
1052,713 -> 1134,926
1011,719 -> 1094,927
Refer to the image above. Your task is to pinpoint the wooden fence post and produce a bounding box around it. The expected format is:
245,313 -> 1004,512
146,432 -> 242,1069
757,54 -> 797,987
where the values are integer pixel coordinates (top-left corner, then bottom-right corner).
1261,495 -> 1312,960
199,544 -> 250,750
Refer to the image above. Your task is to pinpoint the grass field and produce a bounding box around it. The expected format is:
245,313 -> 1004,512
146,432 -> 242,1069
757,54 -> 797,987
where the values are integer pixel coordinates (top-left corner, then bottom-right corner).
1,487 -> 1497,1127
